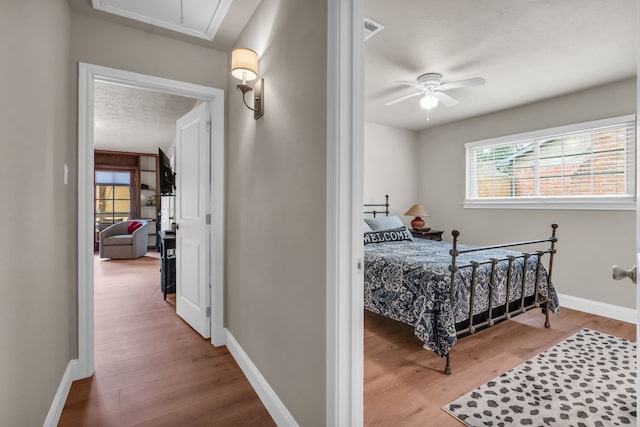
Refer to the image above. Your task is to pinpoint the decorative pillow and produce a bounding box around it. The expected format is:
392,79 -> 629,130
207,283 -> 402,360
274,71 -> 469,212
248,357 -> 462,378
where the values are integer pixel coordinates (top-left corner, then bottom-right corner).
128,221 -> 142,234
363,226 -> 413,245
363,220 -> 373,233
364,215 -> 404,232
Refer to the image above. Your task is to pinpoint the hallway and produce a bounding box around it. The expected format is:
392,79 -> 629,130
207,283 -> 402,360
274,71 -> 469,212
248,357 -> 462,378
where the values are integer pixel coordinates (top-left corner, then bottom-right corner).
58,252 -> 274,426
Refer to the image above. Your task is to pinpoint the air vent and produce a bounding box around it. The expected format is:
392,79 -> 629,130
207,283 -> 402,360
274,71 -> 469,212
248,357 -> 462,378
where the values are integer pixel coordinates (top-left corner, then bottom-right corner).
364,17 -> 384,40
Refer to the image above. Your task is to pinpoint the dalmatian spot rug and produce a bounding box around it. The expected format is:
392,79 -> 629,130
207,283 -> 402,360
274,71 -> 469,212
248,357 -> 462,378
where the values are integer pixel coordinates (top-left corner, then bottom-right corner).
443,329 -> 636,426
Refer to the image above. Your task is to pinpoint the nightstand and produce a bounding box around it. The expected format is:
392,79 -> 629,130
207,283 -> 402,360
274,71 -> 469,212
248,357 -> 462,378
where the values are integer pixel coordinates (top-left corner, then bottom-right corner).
410,229 -> 444,241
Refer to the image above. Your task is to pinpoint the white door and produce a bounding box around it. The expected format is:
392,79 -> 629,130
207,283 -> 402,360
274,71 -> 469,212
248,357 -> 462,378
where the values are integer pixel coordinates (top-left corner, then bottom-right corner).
612,68 -> 638,411
175,102 -> 211,338
613,73 -> 640,414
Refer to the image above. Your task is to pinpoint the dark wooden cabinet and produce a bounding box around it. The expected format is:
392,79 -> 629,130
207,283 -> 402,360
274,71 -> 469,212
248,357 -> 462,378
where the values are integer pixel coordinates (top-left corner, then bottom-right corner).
410,229 -> 444,241
159,231 -> 176,300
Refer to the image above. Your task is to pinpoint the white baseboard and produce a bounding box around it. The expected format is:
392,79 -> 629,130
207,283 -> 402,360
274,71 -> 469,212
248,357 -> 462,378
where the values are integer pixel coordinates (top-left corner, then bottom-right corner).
558,293 -> 636,324
224,329 -> 299,427
43,359 -> 79,427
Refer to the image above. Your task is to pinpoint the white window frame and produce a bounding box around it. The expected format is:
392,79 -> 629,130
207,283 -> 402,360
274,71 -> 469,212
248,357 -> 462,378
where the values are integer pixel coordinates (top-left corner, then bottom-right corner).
464,114 -> 636,210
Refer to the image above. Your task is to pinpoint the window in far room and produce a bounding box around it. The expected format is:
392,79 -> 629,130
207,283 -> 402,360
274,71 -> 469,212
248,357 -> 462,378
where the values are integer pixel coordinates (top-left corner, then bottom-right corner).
95,170 -> 134,245
464,115 -> 636,210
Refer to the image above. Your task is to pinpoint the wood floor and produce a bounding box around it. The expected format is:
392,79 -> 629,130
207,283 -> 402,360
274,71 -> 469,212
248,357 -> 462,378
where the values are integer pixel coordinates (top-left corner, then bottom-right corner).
58,251 -> 636,426
58,252 -> 275,427
364,306 -> 636,426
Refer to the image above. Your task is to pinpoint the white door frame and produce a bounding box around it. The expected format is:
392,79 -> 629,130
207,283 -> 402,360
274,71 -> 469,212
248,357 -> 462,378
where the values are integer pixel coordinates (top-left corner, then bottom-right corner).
635,2 -> 640,414
77,63 -> 225,379
326,0 -> 364,425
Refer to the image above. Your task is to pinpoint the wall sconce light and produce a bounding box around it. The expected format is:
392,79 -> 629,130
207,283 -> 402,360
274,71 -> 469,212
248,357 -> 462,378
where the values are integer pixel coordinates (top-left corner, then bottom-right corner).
231,48 -> 264,120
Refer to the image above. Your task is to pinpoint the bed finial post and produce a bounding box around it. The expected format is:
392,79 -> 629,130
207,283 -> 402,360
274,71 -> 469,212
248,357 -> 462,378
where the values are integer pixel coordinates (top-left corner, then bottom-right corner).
449,230 -> 460,305
545,223 -> 558,328
384,194 -> 389,216
445,230 -> 460,375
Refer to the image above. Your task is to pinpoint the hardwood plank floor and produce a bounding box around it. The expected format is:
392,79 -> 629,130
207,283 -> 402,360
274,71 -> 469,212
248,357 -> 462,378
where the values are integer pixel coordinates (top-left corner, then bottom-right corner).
59,252 -> 275,427
363,307 -> 636,426
59,251 -> 636,426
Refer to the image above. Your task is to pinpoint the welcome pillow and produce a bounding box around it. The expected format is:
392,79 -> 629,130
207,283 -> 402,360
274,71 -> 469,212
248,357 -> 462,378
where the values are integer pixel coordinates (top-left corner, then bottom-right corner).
364,226 -> 413,245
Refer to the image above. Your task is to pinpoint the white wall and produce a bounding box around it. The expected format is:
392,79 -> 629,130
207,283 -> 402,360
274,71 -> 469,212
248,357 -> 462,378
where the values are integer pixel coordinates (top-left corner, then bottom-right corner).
418,78 -> 636,309
364,122 -> 419,226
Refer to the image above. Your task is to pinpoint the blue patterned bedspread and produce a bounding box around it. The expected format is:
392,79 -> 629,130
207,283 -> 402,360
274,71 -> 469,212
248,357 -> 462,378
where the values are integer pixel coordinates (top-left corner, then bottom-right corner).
364,238 -> 558,357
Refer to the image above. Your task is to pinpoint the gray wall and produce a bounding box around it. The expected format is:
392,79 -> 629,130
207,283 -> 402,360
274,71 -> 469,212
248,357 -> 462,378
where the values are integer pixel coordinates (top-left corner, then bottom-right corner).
418,78 -> 637,309
0,0 -> 74,425
364,122 -> 419,226
70,13 -> 228,89
225,0 -> 327,425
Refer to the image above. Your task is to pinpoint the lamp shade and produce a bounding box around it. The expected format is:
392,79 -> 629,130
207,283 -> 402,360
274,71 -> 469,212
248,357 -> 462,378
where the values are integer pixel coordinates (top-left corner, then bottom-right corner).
404,204 -> 429,217
231,48 -> 258,81
420,93 -> 439,110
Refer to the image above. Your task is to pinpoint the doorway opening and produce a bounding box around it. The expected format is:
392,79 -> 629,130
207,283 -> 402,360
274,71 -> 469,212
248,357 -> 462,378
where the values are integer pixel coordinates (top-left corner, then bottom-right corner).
77,63 -> 226,379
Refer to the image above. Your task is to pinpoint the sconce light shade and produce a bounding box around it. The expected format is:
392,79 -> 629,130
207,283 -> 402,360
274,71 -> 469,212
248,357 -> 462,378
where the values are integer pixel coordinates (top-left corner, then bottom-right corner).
231,48 -> 258,82
230,47 -> 264,120
420,93 -> 439,110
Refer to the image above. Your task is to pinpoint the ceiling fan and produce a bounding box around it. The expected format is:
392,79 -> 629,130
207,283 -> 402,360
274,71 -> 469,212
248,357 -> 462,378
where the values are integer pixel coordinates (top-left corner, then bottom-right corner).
385,73 -> 486,110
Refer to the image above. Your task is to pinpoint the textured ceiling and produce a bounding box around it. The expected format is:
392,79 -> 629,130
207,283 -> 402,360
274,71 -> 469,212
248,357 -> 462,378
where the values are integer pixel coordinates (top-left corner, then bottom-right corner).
364,0 -> 637,131
93,82 -> 197,154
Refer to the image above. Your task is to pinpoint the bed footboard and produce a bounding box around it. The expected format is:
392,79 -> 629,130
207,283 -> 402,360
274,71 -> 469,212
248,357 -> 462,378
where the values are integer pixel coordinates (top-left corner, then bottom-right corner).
444,224 -> 558,375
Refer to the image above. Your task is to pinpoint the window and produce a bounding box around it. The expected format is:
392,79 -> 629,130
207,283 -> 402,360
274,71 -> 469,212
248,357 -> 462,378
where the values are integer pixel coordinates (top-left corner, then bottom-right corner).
464,115 -> 636,210
95,170 -> 133,227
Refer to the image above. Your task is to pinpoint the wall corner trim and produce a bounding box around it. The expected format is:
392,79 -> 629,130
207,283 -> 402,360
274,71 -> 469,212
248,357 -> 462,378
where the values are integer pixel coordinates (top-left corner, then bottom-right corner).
43,359 -> 80,427
557,293 -> 636,324
224,329 -> 299,427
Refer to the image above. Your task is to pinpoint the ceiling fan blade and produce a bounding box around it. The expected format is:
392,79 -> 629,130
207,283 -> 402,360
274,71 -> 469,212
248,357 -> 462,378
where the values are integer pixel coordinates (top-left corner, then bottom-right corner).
395,80 -> 424,89
440,77 -> 486,91
434,91 -> 458,106
384,91 -> 422,106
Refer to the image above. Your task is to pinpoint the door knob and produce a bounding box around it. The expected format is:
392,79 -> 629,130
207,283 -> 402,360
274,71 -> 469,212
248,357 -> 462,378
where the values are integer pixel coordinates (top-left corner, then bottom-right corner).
612,265 -> 637,284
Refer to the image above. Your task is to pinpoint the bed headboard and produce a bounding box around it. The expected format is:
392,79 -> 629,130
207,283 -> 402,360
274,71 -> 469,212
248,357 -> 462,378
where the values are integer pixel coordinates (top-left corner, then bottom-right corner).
364,194 -> 389,217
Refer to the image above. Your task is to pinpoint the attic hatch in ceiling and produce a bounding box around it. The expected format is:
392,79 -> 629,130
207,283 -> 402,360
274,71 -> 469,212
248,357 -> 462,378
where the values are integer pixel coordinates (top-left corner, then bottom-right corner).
92,0 -> 232,41
364,17 -> 384,40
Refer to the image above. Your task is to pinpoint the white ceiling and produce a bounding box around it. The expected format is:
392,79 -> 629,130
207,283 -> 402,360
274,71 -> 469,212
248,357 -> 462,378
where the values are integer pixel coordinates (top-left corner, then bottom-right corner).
67,0 -> 261,51
365,0 -> 637,131
75,0 -> 637,153
90,0 -> 232,41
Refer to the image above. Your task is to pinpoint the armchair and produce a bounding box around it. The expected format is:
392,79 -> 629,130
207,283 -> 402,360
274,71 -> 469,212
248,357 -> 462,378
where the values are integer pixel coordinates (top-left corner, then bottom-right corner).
99,220 -> 149,259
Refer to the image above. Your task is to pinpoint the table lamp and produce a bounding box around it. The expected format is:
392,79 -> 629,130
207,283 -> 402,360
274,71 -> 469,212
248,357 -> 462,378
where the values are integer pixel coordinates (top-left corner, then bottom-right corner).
404,204 -> 430,230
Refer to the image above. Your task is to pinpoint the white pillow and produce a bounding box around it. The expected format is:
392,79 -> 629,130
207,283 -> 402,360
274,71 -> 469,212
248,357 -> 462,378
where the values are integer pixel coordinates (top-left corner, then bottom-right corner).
364,215 -> 404,231
363,220 -> 373,233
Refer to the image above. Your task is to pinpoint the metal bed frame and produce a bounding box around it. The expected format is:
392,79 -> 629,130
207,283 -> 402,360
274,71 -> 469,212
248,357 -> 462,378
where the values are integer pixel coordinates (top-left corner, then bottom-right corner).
444,224 -> 558,374
364,194 -> 389,218
364,195 -> 558,374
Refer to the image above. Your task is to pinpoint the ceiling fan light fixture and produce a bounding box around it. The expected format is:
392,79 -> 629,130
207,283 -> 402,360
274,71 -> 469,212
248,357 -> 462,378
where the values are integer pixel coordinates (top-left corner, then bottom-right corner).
420,93 -> 439,110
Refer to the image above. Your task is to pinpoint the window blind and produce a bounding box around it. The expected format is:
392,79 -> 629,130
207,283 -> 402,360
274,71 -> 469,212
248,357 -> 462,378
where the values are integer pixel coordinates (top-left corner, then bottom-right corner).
465,115 -> 635,203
